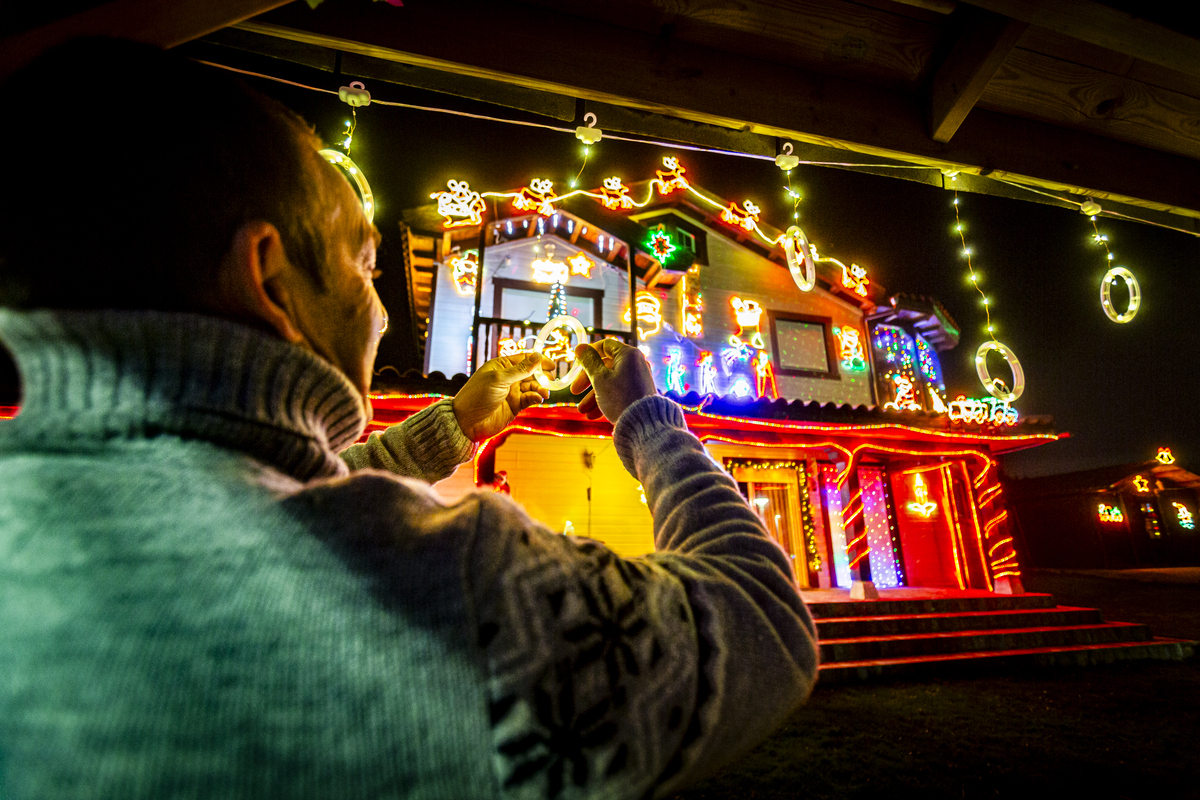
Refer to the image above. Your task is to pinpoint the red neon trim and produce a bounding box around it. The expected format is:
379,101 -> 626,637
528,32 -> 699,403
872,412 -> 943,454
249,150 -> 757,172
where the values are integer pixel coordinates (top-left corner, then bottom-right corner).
993,570 -> 1022,579
983,511 -> 1009,537
941,465 -> 967,590
988,536 -> 1014,557
959,461 -> 993,592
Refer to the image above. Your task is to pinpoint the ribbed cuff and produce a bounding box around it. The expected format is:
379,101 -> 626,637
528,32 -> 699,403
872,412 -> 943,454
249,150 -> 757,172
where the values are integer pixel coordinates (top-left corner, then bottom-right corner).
612,395 -> 687,477
403,398 -> 478,477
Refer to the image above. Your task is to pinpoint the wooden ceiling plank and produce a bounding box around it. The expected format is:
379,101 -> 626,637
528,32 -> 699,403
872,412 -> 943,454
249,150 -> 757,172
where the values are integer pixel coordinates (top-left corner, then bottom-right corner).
929,6 -> 1028,141
956,0 -> 1200,81
237,1 -> 1200,219
0,0 -> 291,79
980,47 -> 1200,162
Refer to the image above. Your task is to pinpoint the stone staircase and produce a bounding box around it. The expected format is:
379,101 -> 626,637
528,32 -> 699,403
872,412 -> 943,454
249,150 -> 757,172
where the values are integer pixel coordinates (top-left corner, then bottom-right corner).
809,592 -> 1194,684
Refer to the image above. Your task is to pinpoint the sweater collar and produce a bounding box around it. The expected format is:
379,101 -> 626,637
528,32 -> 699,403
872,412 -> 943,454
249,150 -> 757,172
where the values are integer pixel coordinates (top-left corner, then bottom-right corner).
0,309 -> 367,481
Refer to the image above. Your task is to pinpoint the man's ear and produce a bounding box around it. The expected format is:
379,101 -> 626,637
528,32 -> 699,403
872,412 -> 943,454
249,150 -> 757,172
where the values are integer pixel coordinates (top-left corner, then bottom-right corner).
214,221 -> 305,345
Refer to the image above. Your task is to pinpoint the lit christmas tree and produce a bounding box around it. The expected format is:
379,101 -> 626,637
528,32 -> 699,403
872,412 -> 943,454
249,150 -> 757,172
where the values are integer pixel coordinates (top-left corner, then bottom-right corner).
548,279 -> 568,319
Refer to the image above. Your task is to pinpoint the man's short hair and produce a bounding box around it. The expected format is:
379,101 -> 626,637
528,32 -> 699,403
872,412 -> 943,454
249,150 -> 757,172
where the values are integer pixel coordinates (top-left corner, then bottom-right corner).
0,38 -> 331,310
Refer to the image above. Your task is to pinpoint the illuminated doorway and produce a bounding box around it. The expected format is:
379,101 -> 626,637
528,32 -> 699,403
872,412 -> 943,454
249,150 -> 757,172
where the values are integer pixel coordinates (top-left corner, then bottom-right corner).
730,463 -> 817,588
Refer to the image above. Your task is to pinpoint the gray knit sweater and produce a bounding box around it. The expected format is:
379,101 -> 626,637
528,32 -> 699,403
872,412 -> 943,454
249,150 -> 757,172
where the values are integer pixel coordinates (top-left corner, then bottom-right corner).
0,309 -> 817,799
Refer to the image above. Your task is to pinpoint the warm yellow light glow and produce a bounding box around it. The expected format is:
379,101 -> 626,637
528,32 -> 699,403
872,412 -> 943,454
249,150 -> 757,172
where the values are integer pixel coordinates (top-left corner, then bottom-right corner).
906,473 -> 938,517
320,149 -> 375,223
1156,447 -> 1175,465
1100,266 -> 1140,323
974,340 -> 1024,402
623,292 -> 662,339
449,251 -> 479,295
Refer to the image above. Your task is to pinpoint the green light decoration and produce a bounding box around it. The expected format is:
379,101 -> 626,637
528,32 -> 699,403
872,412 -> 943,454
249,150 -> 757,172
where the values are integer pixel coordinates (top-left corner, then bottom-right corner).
646,227 -> 677,263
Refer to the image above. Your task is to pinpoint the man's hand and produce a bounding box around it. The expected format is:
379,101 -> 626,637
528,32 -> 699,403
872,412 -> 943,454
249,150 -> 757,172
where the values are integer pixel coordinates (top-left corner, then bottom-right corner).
453,352 -> 550,441
571,339 -> 657,423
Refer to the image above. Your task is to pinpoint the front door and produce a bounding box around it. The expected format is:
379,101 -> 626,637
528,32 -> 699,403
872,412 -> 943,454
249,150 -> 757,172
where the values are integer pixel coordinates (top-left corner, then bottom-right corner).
731,466 -> 812,588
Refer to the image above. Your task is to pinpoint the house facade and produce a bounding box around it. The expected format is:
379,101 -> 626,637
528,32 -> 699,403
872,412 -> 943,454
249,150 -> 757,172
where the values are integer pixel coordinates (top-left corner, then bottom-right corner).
373,162 -> 1059,595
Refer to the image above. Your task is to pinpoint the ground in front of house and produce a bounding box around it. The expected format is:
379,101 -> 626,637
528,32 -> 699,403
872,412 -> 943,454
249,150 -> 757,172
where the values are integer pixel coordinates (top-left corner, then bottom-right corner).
673,570 -> 1200,800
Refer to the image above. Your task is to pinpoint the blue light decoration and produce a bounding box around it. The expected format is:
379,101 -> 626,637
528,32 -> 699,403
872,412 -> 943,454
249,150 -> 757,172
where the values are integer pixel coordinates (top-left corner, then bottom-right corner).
859,467 -> 902,588
664,348 -> 687,394
821,465 -> 852,588
873,324 -> 918,378
914,333 -> 945,394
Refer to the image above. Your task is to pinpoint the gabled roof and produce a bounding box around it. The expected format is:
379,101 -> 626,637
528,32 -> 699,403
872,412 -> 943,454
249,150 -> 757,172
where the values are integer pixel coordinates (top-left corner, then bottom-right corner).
1005,461 -> 1200,499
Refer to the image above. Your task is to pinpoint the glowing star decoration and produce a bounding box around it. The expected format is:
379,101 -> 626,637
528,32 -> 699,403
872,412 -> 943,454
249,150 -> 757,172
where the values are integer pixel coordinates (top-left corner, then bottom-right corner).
320,150 -> 375,223
449,250 -> 479,295
1101,266 -> 1140,323
599,176 -> 635,210
1133,475 -> 1151,493
1156,447 -> 1176,465
645,227 -> 678,264
1174,502 -> 1195,529
568,251 -> 595,278
906,473 -> 938,517
720,200 -> 761,233
883,374 -> 922,412
833,326 -> 866,371
840,261 -> 870,297
512,178 -> 557,216
947,395 -> 1018,427
975,340 -> 1025,402
1098,503 -> 1125,523
696,351 -> 718,395
532,315 -> 588,391
430,179 -> 484,229
729,297 -> 766,349
664,348 -> 687,394
781,225 -> 816,292
754,351 -> 778,399
654,156 -> 689,195
623,292 -> 662,339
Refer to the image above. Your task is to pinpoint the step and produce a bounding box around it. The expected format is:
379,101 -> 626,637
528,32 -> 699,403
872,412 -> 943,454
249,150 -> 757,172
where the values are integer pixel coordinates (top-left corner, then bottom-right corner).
815,605 -> 1103,639
819,621 -> 1151,663
816,638 -> 1196,685
806,593 -> 1056,619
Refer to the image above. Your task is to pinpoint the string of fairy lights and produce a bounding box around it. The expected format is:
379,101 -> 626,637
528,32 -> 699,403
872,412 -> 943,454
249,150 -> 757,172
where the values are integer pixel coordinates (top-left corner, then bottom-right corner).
198,59 -> 1173,410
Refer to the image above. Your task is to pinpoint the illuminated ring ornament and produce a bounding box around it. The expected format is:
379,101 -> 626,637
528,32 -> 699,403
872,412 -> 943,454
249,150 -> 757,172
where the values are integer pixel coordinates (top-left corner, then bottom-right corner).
319,149 -> 375,223
781,225 -> 816,292
1100,266 -> 1140,323
532,315 -> 588,391
974,341 -> 1024,402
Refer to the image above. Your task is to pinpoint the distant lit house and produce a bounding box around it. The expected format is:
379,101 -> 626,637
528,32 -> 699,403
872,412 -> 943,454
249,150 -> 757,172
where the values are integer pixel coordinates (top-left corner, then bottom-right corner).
371,163 -> 1059,595
1006,460 -> 1200,569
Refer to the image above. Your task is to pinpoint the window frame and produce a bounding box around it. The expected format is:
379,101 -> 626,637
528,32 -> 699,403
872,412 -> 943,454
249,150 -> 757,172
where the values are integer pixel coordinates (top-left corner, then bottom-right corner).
767,310 -> 841,380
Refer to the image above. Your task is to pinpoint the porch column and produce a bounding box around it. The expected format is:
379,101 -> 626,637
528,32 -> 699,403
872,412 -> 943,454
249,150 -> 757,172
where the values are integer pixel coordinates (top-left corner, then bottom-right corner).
844,465 -> 879,600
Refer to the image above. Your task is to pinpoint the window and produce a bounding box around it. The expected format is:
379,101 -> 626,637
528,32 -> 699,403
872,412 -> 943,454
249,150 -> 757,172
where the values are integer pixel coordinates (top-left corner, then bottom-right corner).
768,311 -> 839,378
493,278 -> 604,327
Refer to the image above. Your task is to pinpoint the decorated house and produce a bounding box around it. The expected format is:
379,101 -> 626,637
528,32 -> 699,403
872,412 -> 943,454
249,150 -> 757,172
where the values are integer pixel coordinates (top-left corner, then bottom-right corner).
369,158 -> 1060,597
1005,450 -> 1200,570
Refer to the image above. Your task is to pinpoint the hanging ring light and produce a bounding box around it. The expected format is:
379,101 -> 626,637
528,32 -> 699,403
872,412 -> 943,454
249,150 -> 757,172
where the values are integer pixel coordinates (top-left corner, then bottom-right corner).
975,341 -> 1024,403
781,225 -> 816,292
1100,266 -> 1140,323
319,149 -> 375,223
532,315 -> 588,391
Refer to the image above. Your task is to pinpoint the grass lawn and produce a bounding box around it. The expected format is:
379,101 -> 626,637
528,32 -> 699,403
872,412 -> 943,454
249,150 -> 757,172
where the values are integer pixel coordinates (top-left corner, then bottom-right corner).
674,571 -> 1200,800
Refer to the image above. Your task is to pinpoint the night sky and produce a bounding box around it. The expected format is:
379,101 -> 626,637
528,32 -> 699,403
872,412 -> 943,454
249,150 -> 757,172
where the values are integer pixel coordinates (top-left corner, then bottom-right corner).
8,44 -> 1199,478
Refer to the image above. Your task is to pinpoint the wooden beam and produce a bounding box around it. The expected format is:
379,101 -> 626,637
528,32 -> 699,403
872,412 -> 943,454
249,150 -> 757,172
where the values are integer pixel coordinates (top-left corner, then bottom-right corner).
929,7 -> 1028,142
237,1 -> 1200,220
957,0 -> 1200,81
0,0 -> 292,80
